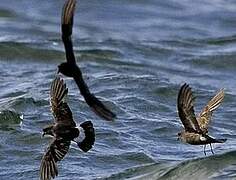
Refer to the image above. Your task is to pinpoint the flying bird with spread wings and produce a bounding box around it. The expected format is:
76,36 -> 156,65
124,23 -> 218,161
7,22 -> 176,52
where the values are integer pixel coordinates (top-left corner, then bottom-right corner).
40,77 -> 95,180
177,83 -> 227,155
58,0 -> 116,121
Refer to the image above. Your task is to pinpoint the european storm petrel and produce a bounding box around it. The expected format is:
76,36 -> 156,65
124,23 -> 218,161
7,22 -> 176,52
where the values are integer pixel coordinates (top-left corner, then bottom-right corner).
40,77 -> 95,180
58,0 -> 116,121
177,83 -> 227,155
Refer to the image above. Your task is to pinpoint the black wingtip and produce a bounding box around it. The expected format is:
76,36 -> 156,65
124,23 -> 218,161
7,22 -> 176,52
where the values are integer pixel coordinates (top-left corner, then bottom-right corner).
61,0 -> 77,65
78,121 -> 95,152
74,74 -> 116,121
177,83 -> 191,105
61,0 -> 76,40
62,0 -> 76,26
179,83 -> 190,96
86,94 -> 116,121
91,103 -> 116,121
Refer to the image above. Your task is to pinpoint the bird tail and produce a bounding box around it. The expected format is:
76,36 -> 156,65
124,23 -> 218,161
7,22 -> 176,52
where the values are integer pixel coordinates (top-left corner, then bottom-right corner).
50,76 -> 68,107
77,121 -> 95,152
61,0 -> 77,64
206,135 -> 227,143
212,138 -> 227,143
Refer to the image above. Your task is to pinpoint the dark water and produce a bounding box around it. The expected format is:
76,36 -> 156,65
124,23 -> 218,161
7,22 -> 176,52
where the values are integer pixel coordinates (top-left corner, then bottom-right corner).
0,0 -> 236,179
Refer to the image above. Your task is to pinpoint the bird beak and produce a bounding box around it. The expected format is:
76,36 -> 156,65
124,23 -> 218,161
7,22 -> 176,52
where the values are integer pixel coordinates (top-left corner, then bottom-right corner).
41,132 -> 45,138
57,68 -> 60,74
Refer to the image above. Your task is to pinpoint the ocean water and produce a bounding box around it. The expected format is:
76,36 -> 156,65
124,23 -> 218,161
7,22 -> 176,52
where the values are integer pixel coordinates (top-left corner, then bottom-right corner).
0,0 -> 236,179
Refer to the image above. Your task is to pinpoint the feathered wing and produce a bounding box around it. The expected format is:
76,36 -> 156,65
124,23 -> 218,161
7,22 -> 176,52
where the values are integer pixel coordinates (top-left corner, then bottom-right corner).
197,89 -> 224,133
50,77 -> 76,127
61,0 -> 76,64
88,99 -> 116,121
40,139 -> 70,180
75,74 -> 116,121
177,83 -> 202,133
61,0 -> 116,121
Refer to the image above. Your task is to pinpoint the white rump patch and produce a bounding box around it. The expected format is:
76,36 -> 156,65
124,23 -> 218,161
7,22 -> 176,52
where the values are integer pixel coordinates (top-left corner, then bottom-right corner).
200,136 -> 207,141
42,134 -> 54,138
73,126 -> 85,144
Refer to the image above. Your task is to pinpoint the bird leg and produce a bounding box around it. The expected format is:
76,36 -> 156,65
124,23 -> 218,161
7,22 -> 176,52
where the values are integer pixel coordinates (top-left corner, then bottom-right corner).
210,143 -> 214,155
203,144 -> 207,156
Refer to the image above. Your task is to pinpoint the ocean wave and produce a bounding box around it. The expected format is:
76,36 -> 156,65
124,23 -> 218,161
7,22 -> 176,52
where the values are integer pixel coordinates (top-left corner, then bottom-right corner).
101,151 -> 236,180
0,8 -> 16,18
0,40 -> 125,64
0,109 -> 22,125
0,94 -> 48,112
0,41 -> 63,62
158,151 -> 236,180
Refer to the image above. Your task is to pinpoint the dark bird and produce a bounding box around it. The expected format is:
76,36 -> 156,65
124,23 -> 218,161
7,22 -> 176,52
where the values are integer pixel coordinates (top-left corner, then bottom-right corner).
40,77 -> 95,180
58,0 -> 116,121
177,83 -> 227,155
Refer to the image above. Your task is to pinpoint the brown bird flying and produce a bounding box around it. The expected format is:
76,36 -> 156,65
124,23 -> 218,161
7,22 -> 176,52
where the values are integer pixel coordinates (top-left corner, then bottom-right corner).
58,0 -> 116,121
40,77 -> 95,180
177,83 -> 226,155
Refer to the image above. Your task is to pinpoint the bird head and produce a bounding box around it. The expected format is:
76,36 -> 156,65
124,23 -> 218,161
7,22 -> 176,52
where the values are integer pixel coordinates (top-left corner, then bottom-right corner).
42,125 -> 54,137
58,62 -> 76,77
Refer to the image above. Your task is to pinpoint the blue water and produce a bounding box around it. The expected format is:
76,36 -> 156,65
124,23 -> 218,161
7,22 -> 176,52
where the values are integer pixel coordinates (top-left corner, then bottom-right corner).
0,0 -> 236,179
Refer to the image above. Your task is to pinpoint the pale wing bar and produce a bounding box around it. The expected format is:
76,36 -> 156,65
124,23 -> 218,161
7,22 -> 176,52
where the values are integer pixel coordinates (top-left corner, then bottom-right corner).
198,89 -> 224,132
61,0 -> 76,64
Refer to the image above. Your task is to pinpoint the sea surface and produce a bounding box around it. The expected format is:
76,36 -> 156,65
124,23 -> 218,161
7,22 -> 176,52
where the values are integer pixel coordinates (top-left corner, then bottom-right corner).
0,0 -> 236,179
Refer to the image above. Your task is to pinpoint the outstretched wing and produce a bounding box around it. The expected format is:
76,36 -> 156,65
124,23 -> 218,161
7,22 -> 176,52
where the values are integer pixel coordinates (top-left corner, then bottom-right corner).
61,0 -> 76,64
177,83 -> 202,133
40,139 -> 70,180
197,89 -> 224,133
75,73 -> 116,121
50,77 -> 76,127
61,0 -> 116,121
